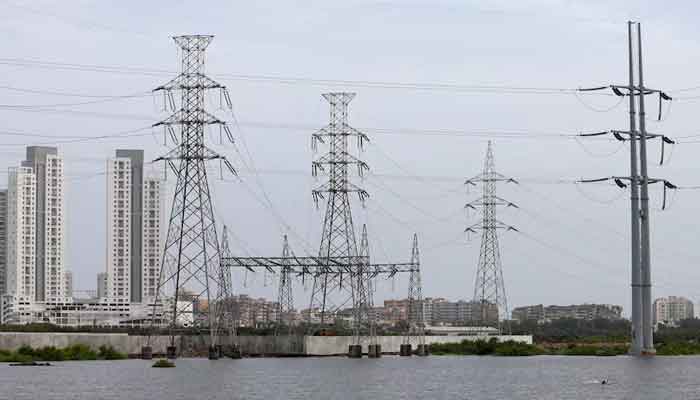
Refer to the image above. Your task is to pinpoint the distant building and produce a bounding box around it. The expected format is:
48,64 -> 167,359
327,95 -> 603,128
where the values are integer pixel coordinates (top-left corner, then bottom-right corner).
0,189 -> 7,299
229,295 -> 280,328
654,296 -> 694,327
64,271 -> 73,300
105,150 -> 162,304
512,303 -> 622,323
96,272 -> 108,299
22,146 -> 66,302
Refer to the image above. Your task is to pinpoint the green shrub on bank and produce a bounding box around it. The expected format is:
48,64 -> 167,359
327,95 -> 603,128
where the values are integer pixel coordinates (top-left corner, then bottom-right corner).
554,344 -> 628,356
656,341 -> 700,355
429,339 -> 543,356
0,344 -> 126,362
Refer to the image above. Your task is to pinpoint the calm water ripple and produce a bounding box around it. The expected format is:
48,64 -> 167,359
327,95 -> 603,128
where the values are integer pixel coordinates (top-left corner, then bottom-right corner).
1,356 -> 699,400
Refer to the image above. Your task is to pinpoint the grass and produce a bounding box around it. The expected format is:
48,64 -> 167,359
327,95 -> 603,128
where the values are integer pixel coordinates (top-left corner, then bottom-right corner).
0,344 -> 126,362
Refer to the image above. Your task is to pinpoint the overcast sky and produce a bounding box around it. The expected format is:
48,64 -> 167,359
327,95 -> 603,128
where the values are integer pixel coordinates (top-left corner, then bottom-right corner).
2,0 -> 700,316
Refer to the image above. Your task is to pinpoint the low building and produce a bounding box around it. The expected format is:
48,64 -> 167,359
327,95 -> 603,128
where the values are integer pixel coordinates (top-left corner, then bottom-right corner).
512,303 -> 622,323
654,296 -> 694,327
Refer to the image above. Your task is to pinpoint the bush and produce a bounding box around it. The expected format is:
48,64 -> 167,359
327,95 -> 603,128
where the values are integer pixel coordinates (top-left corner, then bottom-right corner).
429,339 -> 542,356
62,344 -> 97,360
98,345 -> 126,360
34,346 -> 65,361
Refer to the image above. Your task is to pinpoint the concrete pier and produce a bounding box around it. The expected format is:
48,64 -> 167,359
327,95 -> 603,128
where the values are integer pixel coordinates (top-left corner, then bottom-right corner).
348,345 -> 362,358
400,344 -> 412,356
368,344 -> 381,358
166,346 -> 177,359
140,345 -> 152,360
416,344 -> 429,356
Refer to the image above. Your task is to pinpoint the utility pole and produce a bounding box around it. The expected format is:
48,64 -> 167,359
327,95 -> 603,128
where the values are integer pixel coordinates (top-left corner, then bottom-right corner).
578,22 -> 674,356
636,22 -> 654,355
626,21 -> 643,355
465,141 -> 517,332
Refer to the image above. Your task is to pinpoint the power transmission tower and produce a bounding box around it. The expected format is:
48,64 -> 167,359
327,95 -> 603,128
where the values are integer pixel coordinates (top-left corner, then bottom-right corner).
309,92 -> 369,328
146,35 -> 236,360
356,224 -> 379,357
465,141 -> 517,332
275,235 -> 294,336
401,233 -> 427,356
578,22 -> 673,356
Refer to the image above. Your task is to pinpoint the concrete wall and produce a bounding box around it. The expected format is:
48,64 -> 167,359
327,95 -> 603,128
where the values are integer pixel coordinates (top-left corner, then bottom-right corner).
304,335 -> 533,356
0,333 -> 531,357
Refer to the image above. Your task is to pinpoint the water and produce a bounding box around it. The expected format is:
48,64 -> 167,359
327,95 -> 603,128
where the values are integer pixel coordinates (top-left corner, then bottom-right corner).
1,356 -> 699,400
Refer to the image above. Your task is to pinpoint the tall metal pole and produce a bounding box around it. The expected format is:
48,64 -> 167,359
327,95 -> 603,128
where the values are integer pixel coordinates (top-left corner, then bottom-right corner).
636,22 -> 655,354
627,21 -> 643,355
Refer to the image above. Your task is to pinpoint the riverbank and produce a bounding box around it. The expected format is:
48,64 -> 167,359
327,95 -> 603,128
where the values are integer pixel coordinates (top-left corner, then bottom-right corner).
429,339 -> 700,356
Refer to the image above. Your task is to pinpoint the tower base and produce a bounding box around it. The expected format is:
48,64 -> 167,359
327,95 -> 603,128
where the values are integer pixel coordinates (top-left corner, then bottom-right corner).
348,345 -> 363,358
208,346 -> 219,360
400,344 -> 412,356
368,344 -> 381,358
416,344 -> 429,356
166,346 -> 177,360
140,346 -> 153,360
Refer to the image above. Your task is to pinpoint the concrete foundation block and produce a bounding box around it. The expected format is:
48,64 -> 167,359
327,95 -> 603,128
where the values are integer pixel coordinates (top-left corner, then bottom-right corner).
348,344 -> 362,358
166,345 -> 177,360
140,346 -> 153,360
416,344 -> 429,356
399,343 -> 412,357
368,344 -> 381,358
208,346 -> 219,360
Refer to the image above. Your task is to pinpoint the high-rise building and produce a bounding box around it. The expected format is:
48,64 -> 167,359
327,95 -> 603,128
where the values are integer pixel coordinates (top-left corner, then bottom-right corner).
64,270 -> 73,299
96,272 -> 108,300
106,150 -> 162,304
6,167 -> 37,302
653,296 -> 694,326
22,146 -> 65,302
0,189 -> 7,297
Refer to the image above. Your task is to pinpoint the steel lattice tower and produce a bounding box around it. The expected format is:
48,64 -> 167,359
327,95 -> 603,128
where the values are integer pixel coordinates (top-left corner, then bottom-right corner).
309,92 -> 369,326
465,141 -> 517,330
403,233 -> 425,347
214,226 -> 235,344
275,235 -> 295,335
353,224 -> 377,347
149,35 -> 235,357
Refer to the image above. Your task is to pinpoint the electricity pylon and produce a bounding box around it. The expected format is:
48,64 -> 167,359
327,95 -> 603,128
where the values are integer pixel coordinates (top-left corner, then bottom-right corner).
465,141 -> 517,332
308,92 -> 369,327
402,233 -> 427,356
148,35 -> 235,359
355,225 -> 378,356
275,235 -> 294,336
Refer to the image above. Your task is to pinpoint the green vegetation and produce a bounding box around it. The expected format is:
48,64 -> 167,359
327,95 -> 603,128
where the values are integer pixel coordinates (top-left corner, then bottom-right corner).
0,344 -> 126,362
656,341 -> 700,355
429,339 -> 543,356
551,344 -> 628,356
152,359 -> 175,368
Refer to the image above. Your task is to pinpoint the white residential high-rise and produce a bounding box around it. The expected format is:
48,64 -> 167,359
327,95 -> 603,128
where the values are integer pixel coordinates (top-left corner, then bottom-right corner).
653,296 -> 694,326
22,146 -> 66,302
0,189 -> 7,297
106,150 -> 162,304
96,272 -> 108,299
6,167 -> 37,301
106,157 -> 132,302
64,270 -> 73,299
141,175 -> 162,301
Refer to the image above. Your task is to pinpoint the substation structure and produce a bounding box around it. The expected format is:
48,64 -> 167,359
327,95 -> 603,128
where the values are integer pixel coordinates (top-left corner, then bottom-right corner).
222,92 -> 428,358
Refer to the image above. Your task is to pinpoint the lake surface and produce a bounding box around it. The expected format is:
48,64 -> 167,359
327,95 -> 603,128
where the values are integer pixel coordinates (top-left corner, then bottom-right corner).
1,356 -> 698,400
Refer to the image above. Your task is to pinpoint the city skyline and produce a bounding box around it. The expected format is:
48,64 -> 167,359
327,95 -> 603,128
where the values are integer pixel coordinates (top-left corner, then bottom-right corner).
3,2 -> 700,316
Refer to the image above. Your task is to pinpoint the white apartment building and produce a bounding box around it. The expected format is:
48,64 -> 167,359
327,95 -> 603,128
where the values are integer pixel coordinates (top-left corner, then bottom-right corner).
6,167 -> 36,302
106,157 -> 132,302
106,150 -> 162,305
654,296 -> 694,327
